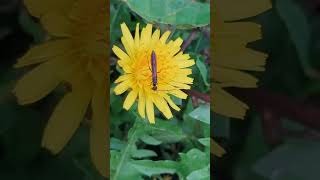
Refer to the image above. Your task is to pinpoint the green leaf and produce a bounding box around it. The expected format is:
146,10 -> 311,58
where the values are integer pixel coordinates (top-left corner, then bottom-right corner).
233,115 -> 270,180
186,165 -> 210,180
139,134 -> 162,146
111,150 -> 142,180
110,90 -> 123,114
171,96 -> 182,106
182,99 -> 196,135
198,138 -> 210,147
276,0 -> 311,72
145,119 -> 186,143
129,160 -> 178,177
132,149 -> 157,158
195,56 -> 210,86
178,149 -> 209,177
111,120 -> 144,180
110,2 -> 134,45
189,104 -> 210,124
253,140 -> 320,180
110,137 -> 126,150
125,0 -> 210,29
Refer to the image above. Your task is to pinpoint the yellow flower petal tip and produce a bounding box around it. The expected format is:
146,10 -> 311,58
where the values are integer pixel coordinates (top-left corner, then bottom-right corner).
113,23 -> 194,123
212,0 -> 270,118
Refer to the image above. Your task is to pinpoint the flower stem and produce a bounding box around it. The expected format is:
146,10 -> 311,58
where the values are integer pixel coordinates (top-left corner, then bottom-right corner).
112,120 -> 139,180
181,30 -> 198,52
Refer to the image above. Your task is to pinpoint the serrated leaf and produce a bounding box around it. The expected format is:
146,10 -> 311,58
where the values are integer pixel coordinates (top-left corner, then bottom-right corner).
125,0 -> 210,29
178,149 -> 209,177
189,104 -> 210,124
111,120 -> 144,180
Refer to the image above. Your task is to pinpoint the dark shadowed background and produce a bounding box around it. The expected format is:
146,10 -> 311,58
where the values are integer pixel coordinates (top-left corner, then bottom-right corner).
214,0 -> 320,180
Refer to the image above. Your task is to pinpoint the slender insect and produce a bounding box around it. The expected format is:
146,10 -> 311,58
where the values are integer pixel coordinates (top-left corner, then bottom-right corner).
124,50 -> 184,92
149,50 -> 181,92
151,50 -> 158,91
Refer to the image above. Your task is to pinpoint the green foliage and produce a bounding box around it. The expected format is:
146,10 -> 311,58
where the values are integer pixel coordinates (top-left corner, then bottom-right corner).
195,56 -> 210,87
275,0 -> 311,72
110,0 -> 210,178
189,104 -> 210,124
125,0 -> 210,29
253,139 -> 320,180
110,117 -> 210,179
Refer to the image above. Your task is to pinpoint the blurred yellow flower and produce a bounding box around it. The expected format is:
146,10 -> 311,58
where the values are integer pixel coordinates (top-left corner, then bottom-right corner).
213,0 -> 271,119
211,0 -> 271,156
14,0 -> 107,177
112,23 -> 195,123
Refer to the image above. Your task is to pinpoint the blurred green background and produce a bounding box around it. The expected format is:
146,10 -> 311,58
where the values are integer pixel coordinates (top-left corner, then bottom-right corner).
0,0 -> 211,179
214,0 -> 320,180
1,0 -> 320,180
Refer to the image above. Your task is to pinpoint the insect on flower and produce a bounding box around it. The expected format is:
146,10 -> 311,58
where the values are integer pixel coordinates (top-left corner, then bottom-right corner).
151,50 -> 158,91
113,23 -> 195,123
148,50 -> 183,92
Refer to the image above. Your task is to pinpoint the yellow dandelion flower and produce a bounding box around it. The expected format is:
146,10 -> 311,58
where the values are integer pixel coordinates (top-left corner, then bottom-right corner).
213,0 -> 271,119
112,23 -> 195,124
14,0 -> 107,177
211,0 -> 271,157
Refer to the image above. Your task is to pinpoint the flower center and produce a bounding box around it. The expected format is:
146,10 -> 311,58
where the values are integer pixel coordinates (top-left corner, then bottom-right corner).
131,47 -> 176,91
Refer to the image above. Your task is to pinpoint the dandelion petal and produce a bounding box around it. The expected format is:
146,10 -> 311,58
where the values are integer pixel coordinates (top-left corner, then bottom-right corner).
153,95 -> 173,119
114,81 -> 130,95
15,39 -> 71,68
146,96 -> 155,124
112,45 -> 130,61
138,90 -> 146,118
123,90 -> 138,110
42,82 -> 92,154
13,60 -> 62,105
160,31 -> 171,44
213,84 -> 248,118
90,84 -> 108,177
163,95 -> 180,111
